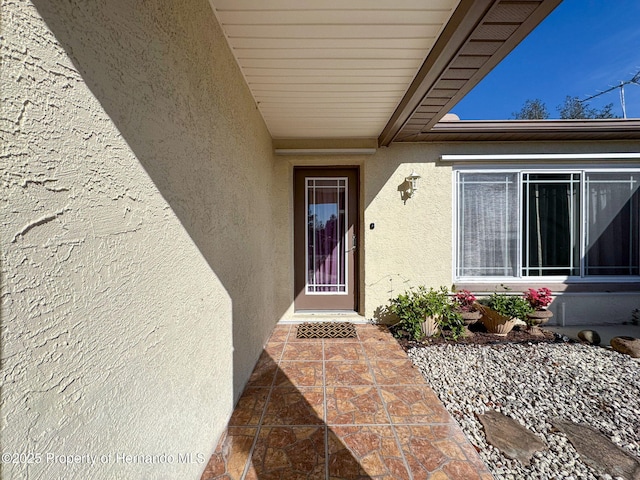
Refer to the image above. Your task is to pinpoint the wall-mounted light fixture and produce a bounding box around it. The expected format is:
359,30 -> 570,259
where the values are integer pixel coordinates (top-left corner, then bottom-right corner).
406,170 -> 421,198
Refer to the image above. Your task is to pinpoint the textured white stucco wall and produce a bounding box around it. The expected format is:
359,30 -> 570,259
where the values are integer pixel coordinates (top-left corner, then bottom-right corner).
363,144 -> 454,320
364,142 -> 640,325
1,0 -> 286,478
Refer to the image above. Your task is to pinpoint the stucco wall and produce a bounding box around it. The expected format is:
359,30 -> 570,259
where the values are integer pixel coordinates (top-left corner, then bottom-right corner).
364,142 -> 640,325
1,0 -> 286,478
364,144 -> 455,319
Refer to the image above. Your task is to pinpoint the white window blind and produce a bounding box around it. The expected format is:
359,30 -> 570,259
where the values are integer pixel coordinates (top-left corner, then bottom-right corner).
457,172 -> 518,277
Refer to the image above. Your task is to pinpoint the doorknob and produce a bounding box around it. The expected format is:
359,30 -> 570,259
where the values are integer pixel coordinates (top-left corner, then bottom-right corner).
346,235 -> 356,252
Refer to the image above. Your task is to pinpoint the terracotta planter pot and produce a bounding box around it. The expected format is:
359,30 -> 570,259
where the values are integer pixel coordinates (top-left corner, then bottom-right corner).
421,316 -> 439,337
476,304 -> 517,336
527,309 -> 553,326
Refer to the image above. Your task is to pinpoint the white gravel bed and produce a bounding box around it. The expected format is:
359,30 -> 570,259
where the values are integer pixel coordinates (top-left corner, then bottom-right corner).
408,342 -> 640,480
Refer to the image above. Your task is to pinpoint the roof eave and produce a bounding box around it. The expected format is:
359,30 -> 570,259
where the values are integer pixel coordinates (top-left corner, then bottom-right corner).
379,0 -> 562,147
397,119 -> 640,142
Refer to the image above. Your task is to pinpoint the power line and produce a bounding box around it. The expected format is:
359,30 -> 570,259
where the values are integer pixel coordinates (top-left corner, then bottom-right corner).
579,70 -> 640,118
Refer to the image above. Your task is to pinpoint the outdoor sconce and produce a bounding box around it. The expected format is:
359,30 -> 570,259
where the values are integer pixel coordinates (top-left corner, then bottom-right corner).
406,171 -> 421,198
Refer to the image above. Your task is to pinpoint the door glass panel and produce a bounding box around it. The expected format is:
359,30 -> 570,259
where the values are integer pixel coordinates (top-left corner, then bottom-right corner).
306,178 -> 347,293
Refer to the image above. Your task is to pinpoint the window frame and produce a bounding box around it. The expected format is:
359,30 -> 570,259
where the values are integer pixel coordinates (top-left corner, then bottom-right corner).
453,164 -> 640,284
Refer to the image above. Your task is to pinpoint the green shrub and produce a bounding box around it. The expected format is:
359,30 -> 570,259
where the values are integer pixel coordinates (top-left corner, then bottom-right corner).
481,292 -> 533,322
388,286 -> 463,340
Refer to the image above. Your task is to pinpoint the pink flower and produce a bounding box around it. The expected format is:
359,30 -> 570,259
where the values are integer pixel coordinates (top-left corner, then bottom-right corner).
523,287 -> 553,310
453,289 -> 477,312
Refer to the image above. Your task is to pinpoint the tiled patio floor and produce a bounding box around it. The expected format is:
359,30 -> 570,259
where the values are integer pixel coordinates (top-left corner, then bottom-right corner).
201,324 -> 493,480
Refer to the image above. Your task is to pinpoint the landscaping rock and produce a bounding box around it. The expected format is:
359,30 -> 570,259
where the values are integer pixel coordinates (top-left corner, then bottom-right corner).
553,333 -> 571,343
512,318 -> 527,328
578,329 -> 601,345
610,336 -> 640,358
408,341 -> 640,479
553,419 -> 640,480
477,410 -> 546,465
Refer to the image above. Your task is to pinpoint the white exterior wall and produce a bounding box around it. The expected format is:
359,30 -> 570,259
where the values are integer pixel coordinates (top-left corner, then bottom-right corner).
363,142 -> 640,325
1,0 -> 287,478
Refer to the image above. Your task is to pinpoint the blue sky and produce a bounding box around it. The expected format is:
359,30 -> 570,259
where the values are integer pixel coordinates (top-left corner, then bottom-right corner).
452,0 -> 640,120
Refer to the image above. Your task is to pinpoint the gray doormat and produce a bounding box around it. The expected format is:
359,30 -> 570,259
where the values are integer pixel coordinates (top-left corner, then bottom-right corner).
296,322 -> 357,339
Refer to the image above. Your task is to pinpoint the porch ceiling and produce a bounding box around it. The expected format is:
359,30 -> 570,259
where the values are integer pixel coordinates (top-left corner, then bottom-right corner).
209,0 -> 561,145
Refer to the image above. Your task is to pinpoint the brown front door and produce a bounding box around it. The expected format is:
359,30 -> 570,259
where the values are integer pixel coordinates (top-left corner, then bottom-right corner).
294,168 -> 359,311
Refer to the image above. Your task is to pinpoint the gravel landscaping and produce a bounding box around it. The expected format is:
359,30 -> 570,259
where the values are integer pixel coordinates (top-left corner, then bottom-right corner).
408,341 -> 640,480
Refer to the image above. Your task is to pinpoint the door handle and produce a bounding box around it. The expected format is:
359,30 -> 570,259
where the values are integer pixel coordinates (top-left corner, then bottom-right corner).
346,235 -> 356,253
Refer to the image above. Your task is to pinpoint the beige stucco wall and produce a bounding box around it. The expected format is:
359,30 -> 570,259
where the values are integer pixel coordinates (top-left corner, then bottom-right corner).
363,144 -> 454,320
1,0 -> 288,478
274,141 -> 639,325
363,141 -> 640,325
3,1 -> 639,476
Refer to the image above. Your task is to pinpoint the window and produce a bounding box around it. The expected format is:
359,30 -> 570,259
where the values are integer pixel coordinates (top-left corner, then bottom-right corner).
457,172 -> 518,277
306,178 -> 348,293
522,173 -> 580,276
585,173 -> 640,276
456,170 -> 640,280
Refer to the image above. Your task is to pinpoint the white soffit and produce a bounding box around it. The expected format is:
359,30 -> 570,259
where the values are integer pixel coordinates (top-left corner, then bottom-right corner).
209,0 -> 460,139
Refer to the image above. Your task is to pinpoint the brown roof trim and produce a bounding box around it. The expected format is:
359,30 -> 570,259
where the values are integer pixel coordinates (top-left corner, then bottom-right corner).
378,0 -> 493,147
378,0 -> 561,147
396,119 -> 640,142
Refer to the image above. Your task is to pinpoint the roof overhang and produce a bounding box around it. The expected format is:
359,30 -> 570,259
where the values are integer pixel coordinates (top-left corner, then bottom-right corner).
210,0 -> 461,140
379,0 -> 562,146
210,0 -> 564,144
398,119 -> 640,142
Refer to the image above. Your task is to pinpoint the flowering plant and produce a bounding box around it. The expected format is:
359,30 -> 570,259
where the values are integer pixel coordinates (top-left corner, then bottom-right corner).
523,287 -> 553,310
453,289 -> 477,312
